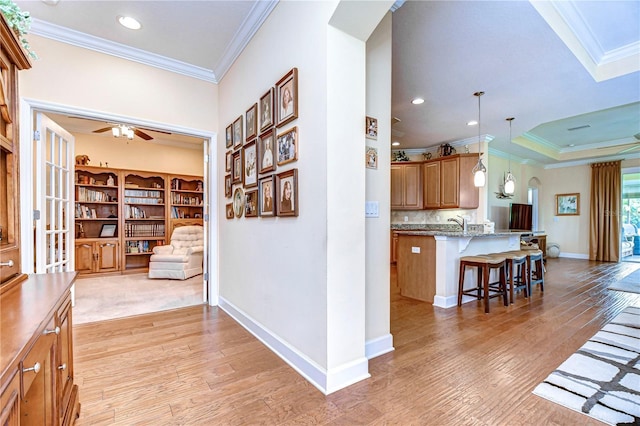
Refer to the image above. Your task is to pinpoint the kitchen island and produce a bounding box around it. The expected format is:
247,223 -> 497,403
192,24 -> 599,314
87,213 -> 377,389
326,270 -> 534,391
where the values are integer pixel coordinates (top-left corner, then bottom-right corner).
393,225 -> 522,308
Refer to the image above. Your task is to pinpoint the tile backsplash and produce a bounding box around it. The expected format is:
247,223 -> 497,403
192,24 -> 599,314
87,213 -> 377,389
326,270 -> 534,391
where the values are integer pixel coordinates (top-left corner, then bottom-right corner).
391,209 -> 478,225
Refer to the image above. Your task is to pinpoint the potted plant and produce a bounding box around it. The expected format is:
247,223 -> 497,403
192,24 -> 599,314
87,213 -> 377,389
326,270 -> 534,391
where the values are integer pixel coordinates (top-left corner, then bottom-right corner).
0,0 -> 37,59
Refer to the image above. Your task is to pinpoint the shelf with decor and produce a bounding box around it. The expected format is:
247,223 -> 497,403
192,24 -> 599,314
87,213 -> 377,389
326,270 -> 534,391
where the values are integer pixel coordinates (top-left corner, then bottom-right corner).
169,174 -> 204,232
74,166 -> 120,240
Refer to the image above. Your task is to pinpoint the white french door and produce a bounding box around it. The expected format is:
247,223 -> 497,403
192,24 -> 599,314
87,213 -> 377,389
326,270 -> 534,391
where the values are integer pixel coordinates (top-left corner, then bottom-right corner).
34,112 -> 75,273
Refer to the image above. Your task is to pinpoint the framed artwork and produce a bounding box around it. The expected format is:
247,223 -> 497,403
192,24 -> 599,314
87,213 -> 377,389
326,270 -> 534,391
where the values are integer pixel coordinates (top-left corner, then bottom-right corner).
233,115 -> 243,149
277,126 -> 298,166
276,168 -> 298,217
259,175 -> 275,217
259,87 -> 274,132
243,140 -> 258,188
225,124 -> 233,148
276,67 -> 298,127
99,223 -> 117,237
224,174 -> 232,198
233,187 -> 244,218
225,151 -> 232,173
225,203 -> 234,219
556,193 -> 580,216
366,146 -> 378,169
232,150 -> 243,184
366,116 -> 378,140
245,190 -> 258,217
258,128 -> 276,174
246,103 -> 257,141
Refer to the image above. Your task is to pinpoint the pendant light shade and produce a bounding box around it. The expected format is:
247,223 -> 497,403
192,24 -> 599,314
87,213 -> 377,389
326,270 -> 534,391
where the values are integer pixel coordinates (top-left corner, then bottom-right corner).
472,91 -> 486,187
504,117 -> 515,195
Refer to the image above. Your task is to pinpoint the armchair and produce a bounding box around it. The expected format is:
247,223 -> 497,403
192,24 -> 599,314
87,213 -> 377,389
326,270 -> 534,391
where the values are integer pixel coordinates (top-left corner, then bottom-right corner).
148,225 -> 204,279
622,224 -> 636,258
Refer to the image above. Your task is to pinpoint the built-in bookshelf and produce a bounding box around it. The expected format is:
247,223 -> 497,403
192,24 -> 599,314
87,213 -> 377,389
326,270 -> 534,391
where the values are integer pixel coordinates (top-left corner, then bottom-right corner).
169,174 -> 204,232
74,167 -> 119,239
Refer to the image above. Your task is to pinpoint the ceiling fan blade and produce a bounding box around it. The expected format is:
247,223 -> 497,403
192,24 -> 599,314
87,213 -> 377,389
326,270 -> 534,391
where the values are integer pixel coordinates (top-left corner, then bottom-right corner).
138,126 -> 171,135
93,127 -> 112,134
134,129 -> 153,141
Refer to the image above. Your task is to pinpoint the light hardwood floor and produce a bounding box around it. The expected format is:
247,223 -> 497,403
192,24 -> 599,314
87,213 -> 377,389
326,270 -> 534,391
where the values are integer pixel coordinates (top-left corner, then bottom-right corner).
73,259 -> 640,425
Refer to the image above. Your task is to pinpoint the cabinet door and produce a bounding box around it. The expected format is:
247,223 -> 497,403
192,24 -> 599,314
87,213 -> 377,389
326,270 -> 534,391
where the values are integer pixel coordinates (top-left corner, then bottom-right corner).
56,296 -> 74,424
440,157 -> 460,208
390,165 -> 404,209
74,242 -> 94,274
0,371 -> 19,426
403,164 -> 423,209
97,241 -> 119,272
423,161 -> 441,209
21,323 -> 57,426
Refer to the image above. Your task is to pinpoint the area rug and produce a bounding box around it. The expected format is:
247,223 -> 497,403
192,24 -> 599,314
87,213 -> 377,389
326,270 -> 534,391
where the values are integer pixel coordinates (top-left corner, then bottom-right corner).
533,306 -> 640,425
609,269 -> 640,295
73,273 -> 204,324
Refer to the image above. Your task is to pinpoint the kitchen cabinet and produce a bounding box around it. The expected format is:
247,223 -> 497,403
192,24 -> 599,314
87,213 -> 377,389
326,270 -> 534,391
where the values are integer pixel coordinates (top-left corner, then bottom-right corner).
74,239 -> 119,275
423,154 -> 479,209
390,231 -> 399,263
391,163 -> 422,210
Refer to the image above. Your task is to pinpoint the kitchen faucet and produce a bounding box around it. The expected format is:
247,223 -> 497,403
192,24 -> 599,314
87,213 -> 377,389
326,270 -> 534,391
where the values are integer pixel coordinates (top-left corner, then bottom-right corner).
448,215 -> 468,232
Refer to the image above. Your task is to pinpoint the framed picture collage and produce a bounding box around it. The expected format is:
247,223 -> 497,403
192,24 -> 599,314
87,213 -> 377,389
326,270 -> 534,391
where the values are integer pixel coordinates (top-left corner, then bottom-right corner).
225,67 -> 299,219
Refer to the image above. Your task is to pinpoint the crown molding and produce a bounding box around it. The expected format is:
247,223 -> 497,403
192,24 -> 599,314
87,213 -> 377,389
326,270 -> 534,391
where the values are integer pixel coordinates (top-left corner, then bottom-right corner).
543,150 -> 640,169
390,1 -> 406,12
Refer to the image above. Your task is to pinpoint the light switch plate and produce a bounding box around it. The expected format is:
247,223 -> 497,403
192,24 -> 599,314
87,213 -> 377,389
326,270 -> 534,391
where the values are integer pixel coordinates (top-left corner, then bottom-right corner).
365,201 -> 379,218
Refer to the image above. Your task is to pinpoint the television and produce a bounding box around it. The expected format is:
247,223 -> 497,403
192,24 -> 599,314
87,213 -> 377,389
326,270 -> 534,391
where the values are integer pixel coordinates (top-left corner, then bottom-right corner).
509,203 -> 533,231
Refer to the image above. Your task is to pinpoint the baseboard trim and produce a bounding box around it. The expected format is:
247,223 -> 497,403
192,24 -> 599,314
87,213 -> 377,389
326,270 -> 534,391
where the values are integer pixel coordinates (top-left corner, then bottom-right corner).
559,252 -> 589,259
365,333 -> 394,359
218,297 -> 370,395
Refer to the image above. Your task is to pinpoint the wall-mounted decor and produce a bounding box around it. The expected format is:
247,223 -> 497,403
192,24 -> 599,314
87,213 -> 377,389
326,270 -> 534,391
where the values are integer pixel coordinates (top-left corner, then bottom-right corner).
233,115 -> 243,150
260,87 -> 274,132
276,168 -> 298,217
276,67 -> 298,127
259,175 -> 275,217
225,151 -> 232,173
246,103 -> 257,141
233,187 -> 245,218
366,116 -> 378,140
366,146 -> 378,169
224,174 -> 232,198
245,190 -> 258,217
556,193 -> 580,216
258,128 -> 276,174
243,140 -> 258,188
277,126 -> 298,166
232,150 -> 243,184
225,124 -> 233,148
225,203 -> 234,219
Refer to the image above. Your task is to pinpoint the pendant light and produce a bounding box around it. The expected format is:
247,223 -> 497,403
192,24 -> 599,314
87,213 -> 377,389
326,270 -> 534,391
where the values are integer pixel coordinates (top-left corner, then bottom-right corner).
504,117 -> 515,195
471,91 -> 486,187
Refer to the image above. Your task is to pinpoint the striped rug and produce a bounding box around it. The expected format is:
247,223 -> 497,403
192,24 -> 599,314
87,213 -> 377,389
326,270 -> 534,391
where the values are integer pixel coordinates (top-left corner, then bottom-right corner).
533,306 -> 640,425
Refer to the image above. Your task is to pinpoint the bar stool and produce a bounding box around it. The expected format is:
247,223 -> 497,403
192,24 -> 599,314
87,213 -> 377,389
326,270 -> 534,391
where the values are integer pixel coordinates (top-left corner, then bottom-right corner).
485,251 -> 528,304
457,255 -> 508,313
509,248 -> 544,296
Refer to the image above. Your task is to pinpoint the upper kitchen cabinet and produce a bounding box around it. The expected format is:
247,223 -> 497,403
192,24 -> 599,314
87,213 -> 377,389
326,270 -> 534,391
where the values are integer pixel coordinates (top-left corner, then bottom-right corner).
391,162 -> 423,210
423,154 -> 479,209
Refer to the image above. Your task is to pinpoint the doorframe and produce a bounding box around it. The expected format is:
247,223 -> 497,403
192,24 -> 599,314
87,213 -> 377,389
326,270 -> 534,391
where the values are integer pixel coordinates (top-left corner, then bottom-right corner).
19,98 -> 219,306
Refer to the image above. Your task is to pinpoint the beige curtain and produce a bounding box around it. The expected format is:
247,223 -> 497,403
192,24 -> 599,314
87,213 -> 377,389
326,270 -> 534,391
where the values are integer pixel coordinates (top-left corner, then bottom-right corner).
589,161 -> 621,261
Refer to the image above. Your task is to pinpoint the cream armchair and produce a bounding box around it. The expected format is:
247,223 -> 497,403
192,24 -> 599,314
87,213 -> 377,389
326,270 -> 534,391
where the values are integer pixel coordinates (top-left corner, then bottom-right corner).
148,225 -> 204,279
622,224 -> 636,258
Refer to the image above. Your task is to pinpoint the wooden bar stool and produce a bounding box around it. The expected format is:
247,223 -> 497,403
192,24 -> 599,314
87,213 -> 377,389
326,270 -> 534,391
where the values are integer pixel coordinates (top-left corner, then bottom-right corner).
457,255 -> 508,313
509,249 -> 544,297
486,252 -> 528,304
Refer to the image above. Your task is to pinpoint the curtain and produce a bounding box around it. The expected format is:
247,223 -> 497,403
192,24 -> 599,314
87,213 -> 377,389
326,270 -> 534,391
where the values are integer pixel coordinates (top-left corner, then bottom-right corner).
589,161 -> 621,261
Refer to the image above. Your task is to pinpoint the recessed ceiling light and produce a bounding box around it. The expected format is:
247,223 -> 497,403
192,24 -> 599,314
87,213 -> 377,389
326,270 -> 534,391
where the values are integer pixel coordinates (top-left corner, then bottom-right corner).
568,144 -> 576,147
392,141 -> 400,146
467,120 -> 478,126
411,98 -> 424,105
118,16 -> 142,30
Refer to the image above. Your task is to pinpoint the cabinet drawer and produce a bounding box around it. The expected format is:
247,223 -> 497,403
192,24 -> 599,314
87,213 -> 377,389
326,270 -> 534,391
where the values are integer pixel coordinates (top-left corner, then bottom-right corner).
20,322 -> 56,398
0,247 -> 20,283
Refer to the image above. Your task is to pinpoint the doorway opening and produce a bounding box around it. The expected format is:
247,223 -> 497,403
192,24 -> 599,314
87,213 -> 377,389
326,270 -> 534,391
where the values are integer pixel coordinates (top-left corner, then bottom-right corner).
621,167 -> 640,263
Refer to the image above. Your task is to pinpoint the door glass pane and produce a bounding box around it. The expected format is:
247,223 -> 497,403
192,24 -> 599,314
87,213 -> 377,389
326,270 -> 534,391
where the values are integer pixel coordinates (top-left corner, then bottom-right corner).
46,129 -> 52,162
62,139 -> 68,168
46,164 -> 52,197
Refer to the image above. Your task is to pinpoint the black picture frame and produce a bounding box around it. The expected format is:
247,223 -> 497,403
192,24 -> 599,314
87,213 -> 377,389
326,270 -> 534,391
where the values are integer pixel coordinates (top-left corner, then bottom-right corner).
100,223 -> 117,237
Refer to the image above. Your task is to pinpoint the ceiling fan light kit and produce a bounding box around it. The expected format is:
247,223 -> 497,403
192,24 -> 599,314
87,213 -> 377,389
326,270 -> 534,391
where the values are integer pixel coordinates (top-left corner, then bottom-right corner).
472,91 -> 486,188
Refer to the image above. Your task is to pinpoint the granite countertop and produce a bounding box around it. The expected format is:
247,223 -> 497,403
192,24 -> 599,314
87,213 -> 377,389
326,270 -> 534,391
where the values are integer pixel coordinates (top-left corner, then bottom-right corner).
391,223 -> 524,238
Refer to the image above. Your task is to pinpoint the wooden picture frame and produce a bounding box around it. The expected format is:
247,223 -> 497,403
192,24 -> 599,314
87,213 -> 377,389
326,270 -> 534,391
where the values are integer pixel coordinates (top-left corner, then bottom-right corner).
259,87 -> 274,132
225,124 -> 233,148
259,175 -> 275,217
276,168 -> 298,217
232,150 -> 243,184
258,128 -> 276,174
233,187 -> 244,218
245,189 -> 259,218
366,116 -> 378,140
246,103 -> 257,141
556,193 -> 580,216
277,126 -> 298,166
243,140 -> 258,188
233,115 -> 243,149
276,67 -> 298,127
99,223 -> 117,237
225,203 -> 234,219
225,150 -> 232,173
224,174 -> 232,198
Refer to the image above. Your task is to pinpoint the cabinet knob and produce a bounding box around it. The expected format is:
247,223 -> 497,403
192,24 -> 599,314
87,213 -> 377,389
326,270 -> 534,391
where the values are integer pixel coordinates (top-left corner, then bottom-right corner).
0,260 -> 14,267
58,363 -> 67,371
43,326 -> 61,335
23,362 -> 41,374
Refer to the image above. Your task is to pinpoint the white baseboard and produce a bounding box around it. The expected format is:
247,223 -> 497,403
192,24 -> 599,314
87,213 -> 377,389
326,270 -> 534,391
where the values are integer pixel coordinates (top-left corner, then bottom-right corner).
218,297 -> 370,395
365,333 -> 394,359
559,252 -> 589,259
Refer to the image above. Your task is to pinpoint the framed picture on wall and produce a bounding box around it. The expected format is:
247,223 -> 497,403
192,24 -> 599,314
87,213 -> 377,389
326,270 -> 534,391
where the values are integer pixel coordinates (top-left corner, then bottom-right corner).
277,126 -> 298,166
225,150 -> 232,173
366,146 -> 378,169
276,168 -> 298,217
233,187 -> 245,218
232,150 -> 243,184
259,87 -> 274,132
276,67 -> 298,127
245,190 -> 258,217
224,174 -> 232,198
243,140 -> 258,188
246,103 -> 257,141
233,115 -> 243,149
225,124 -> 233,148
258,128 -> 276,174
556,193 -> 580,216
225,203 -> 234,219
259,175 -> 275,217
366,116 -> 378,140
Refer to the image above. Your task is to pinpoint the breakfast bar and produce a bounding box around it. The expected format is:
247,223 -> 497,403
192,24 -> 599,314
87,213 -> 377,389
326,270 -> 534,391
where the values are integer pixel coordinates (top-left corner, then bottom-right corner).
394,226 -> 522,308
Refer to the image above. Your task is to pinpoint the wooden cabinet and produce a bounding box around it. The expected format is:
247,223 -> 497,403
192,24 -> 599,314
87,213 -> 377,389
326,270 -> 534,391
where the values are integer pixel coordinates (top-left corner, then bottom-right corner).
0,12 -> 31,289
391,163 -> 422,210
390,231 -> 399,263
56,298 -> 79,426
423,154 -> 479,209
169,175 -> 204,231
0,371 -> 19,425
74,239 -> 119,275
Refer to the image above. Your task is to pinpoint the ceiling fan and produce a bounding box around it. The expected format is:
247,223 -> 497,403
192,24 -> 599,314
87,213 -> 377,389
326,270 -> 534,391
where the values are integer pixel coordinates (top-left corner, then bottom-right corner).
92,124 -> 156,141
